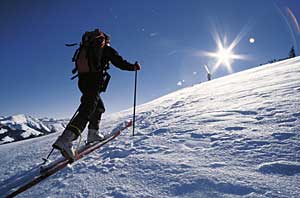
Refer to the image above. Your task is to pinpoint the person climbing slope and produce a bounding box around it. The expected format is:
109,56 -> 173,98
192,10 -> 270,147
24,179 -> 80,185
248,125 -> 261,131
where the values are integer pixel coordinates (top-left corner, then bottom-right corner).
53,28 -> 141,161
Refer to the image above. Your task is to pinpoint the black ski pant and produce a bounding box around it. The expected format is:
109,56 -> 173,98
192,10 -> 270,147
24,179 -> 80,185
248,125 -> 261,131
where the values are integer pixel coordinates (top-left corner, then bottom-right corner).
66,73 -> 105,138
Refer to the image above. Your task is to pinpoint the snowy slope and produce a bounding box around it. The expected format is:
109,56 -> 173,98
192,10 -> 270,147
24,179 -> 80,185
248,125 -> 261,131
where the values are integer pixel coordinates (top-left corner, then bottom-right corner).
0,57 -> 300,197
0,115 -> 67,144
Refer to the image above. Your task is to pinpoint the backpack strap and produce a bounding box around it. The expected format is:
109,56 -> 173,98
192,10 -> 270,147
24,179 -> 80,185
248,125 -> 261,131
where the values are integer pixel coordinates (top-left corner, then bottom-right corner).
69,46 -> 82,80
70,74 -> 79,80
65,43 -> 78,47
72,47 -> 80,62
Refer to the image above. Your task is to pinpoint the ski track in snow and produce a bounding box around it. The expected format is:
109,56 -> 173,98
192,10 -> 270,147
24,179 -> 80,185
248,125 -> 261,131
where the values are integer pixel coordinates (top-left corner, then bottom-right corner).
0,57 -> 300,197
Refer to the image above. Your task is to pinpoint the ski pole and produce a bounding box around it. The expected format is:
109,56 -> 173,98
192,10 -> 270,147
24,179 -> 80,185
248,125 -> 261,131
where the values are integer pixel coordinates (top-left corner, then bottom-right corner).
132,68 -> 138,136
42,107 -> 80,164
69,107 -> 80,124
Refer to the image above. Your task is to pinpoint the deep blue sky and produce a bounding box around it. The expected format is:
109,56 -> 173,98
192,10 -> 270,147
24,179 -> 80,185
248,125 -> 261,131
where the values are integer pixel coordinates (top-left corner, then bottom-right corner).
0,0 -> 299,118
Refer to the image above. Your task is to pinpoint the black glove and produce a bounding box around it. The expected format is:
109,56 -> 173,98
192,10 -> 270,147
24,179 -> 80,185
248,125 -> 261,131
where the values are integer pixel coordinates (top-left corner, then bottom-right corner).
134,61 -> 141,71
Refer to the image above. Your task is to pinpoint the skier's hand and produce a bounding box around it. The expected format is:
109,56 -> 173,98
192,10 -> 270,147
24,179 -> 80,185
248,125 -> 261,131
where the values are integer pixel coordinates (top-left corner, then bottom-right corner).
134,62 -> 141,71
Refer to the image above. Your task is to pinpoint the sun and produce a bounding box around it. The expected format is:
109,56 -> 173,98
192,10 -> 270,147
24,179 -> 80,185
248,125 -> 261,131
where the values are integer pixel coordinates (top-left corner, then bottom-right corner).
205,44 -> 242,73
215,47 -> 233,68
201,30 -> 248,74
249,37 -> 255,43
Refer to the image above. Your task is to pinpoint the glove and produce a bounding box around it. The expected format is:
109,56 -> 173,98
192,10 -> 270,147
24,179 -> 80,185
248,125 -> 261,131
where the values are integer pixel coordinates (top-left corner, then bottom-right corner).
134,62 -> 141,71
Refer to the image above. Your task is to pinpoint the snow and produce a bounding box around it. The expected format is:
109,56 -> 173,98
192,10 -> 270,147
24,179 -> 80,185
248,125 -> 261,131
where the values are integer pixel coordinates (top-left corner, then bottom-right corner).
4,114 -> 27,124
40,118 -> 68,133
257,161 -> 300,176
20,128 -> 42,138
0,114 -> 50,132
1,136 -> 14,143
0,128 -> 8,134
0,57 -> 300,197
0,114 -> 66,144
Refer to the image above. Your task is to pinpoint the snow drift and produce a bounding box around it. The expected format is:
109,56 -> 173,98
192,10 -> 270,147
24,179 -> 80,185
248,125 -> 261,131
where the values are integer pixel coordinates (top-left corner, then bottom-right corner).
0,57 -> 299,197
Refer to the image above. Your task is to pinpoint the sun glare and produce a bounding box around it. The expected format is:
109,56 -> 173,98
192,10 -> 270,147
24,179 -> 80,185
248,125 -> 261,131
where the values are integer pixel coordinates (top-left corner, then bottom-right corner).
200,28 -> 249,74
217,48 -> 232,66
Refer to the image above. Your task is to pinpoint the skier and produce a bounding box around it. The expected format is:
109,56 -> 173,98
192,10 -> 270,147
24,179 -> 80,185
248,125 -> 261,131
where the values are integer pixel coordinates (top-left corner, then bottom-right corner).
53,29 -> 141,161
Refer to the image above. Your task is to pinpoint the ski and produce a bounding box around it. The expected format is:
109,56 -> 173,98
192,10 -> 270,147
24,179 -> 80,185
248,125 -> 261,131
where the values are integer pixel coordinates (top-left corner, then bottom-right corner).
4,120 -> 132,198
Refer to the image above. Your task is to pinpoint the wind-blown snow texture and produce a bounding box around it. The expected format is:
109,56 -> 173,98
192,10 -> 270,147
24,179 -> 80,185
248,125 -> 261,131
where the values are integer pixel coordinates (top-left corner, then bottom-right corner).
0,57 -> 300,197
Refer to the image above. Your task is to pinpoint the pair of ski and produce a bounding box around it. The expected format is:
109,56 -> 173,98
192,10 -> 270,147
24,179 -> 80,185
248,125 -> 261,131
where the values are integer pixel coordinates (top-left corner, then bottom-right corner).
3,120 -> 132,198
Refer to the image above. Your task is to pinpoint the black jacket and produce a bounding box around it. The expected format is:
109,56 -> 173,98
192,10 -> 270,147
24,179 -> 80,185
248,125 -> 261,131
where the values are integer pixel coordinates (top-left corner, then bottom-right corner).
78,45 -> 135,92
101,46 -> 136,71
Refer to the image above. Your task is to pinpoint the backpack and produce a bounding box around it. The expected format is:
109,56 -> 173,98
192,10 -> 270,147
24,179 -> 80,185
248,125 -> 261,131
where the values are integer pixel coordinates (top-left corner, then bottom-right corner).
70,29 -> 109,77
67,29 -> 111,92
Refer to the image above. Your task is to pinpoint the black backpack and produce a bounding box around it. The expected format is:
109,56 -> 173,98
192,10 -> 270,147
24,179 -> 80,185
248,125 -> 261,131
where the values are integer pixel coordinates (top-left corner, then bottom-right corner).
67,29 -> 111,91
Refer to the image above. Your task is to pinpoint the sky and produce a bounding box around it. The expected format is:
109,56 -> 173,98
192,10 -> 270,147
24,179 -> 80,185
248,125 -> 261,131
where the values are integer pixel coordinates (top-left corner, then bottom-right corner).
0,0 -> 299,119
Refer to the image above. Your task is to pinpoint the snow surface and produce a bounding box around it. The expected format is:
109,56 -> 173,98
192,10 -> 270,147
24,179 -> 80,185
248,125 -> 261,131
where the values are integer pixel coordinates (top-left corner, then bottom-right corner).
0,57 -> 300,197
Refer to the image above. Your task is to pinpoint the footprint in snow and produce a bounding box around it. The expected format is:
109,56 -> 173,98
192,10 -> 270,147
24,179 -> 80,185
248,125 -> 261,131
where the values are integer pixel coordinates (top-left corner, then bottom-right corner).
225,126 -> 246,131
171,178 -> 257,196
200,119 -> 224,123
246,140 -> 270,147
266,107 -> 276,112
276,118 -> 297,124
152,128 -> 169,135
190,133 -> 206,139
255,116 -> 264,121
171,101 -> 185,108
258,161 -> 300,176
208,162 -> 227,168
272,132 -> 296,140
260,93 -> 271,98
292,112 -> 300,117
190,133 -> 216,139
225,110 -> 258,116
257,107 -> 265,111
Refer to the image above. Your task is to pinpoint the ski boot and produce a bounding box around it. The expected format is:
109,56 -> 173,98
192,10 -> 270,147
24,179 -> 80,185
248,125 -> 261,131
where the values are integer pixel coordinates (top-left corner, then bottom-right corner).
52,130 -> 77,162
87,129 -> 105,144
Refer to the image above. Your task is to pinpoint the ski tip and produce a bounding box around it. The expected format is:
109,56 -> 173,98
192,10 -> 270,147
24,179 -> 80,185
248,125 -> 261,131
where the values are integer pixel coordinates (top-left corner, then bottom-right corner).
126,120 -> 133,127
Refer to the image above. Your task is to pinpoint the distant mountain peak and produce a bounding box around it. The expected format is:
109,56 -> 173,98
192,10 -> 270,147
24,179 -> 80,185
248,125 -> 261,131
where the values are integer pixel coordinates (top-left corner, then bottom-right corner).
0,114 -> 68,144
